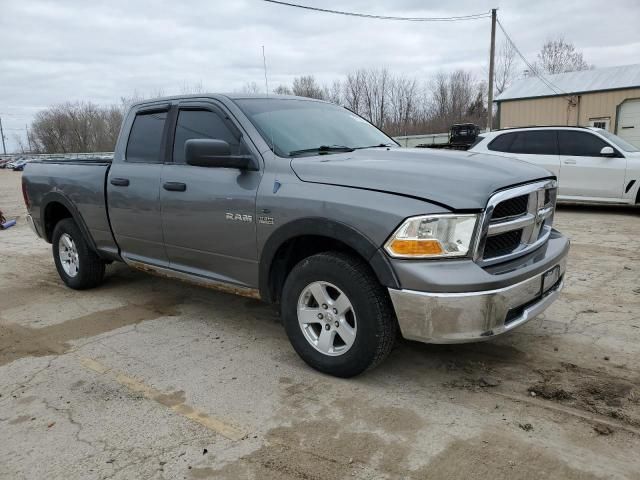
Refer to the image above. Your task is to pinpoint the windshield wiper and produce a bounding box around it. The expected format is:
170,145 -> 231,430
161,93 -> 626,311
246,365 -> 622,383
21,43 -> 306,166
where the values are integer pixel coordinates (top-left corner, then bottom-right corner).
289,145 -> 355,157
353,143 -> 394,150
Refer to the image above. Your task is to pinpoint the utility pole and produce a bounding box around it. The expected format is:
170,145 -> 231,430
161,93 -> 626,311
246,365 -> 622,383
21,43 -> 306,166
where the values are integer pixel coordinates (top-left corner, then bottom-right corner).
487,8 -> 497,131
0,116 -> 6,155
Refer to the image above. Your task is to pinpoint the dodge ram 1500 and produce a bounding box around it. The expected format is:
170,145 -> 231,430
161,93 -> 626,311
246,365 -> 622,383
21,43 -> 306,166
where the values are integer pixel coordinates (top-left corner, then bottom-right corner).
22,94 -> 569,377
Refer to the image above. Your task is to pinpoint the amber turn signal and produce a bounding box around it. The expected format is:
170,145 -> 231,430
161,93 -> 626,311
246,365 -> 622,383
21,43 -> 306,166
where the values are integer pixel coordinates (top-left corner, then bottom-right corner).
388,239 -> 444,256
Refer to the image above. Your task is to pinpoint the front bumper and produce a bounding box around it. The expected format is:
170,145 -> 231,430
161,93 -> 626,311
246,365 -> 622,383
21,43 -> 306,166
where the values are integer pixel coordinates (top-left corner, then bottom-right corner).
388,237 -> 568,344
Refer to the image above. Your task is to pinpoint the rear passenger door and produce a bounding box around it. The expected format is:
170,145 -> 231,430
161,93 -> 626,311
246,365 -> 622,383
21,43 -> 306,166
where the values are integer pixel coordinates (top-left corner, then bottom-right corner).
107,106 -> 169,266
160,102 -> 262,287
558,130 -> 627,199
488,130 -> 560,178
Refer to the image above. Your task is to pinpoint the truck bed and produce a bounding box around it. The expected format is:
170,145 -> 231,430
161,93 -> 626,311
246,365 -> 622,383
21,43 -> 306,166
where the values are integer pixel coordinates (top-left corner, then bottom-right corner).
23,160 -> 118,256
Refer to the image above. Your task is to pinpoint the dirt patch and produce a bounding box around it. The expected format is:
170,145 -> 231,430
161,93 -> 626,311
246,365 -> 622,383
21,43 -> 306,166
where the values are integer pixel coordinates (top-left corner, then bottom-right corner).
410,432 -> 604,480
0,298 -> 179,366
199,385 -> 428,479
528,363 -> 640,427
8,415 -> 31,425
444,376 -> 502,391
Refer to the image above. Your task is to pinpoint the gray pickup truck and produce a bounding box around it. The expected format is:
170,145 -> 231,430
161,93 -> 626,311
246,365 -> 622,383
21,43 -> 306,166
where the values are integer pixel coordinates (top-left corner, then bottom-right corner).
22,94 -> 569,377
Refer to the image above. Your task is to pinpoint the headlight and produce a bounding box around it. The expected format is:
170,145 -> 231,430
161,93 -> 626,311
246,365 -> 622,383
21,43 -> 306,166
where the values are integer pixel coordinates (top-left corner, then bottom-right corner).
384,214 -> 478,258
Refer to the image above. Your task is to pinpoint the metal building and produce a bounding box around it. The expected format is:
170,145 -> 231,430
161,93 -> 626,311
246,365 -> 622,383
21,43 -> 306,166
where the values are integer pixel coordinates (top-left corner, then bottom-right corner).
495,64 -> 640,147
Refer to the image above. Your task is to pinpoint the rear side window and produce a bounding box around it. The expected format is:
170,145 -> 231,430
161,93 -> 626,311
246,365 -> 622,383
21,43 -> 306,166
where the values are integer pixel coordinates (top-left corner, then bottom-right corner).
488,132 -> 516,152
126,111 -> 167,163
509,131 -> 557,155
558,131 -> 609,156
173,109 -> 241,164
470,135 -> 485,148
488,131 -> 557,155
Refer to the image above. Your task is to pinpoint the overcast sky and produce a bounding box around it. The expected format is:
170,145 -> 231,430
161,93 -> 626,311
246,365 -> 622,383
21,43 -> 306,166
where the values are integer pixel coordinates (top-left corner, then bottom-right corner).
2,0 -> 639,152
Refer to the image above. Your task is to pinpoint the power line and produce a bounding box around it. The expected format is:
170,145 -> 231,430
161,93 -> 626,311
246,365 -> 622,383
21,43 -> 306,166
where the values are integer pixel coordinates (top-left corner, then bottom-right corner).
496,19 -> 574,101
263,0 -> 491,22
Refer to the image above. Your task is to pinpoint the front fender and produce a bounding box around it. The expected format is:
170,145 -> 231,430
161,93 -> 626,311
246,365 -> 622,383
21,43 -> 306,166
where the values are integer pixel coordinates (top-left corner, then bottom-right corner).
258,217 -> 399,302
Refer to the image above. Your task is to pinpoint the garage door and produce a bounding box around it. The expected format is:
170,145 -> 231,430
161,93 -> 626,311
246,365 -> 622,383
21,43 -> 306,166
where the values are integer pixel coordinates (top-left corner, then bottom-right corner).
617,99 -> 640,148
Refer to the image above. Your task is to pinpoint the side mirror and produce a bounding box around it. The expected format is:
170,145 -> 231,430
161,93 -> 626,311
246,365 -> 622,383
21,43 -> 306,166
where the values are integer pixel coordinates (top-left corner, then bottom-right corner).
185,139 -> 255,169
600,146 -> 616,157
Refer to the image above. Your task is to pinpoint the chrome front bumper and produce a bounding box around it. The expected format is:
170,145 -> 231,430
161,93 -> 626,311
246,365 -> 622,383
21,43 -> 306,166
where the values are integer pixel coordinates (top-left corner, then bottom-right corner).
388,256 -> 567,344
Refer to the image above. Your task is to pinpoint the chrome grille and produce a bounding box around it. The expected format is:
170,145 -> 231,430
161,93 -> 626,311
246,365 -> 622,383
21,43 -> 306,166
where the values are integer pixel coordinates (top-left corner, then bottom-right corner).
483,229 -> 523,259
492,194 -> 529,220
475,180 -> 557,265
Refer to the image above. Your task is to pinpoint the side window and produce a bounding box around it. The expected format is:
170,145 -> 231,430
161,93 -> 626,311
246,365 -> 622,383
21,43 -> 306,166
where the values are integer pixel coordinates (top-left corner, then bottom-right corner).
470,135 -> 485,148
126,111 -> 167,163
488,132 -> 516,152
509,131 -> 557,155
173,109 -> 242,164
558,131 -> 608,157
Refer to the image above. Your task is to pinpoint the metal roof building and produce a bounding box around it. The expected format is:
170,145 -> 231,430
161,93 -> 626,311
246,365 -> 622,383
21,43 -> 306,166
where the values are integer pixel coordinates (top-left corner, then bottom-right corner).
495,64 -> 640,147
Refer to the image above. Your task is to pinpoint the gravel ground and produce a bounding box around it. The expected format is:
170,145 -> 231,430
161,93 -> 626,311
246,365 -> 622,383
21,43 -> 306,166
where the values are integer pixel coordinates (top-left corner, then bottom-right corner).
1,169 -> 639,479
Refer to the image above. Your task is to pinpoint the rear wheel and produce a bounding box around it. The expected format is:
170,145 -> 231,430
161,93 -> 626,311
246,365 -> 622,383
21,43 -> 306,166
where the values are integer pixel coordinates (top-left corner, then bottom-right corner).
281,252 -> 397,377
52,218 -> 105,290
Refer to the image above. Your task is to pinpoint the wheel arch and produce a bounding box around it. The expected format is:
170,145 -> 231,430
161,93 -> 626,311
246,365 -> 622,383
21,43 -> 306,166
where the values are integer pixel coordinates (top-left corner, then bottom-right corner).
259,217 -> 399,303
41,192 -> 98,254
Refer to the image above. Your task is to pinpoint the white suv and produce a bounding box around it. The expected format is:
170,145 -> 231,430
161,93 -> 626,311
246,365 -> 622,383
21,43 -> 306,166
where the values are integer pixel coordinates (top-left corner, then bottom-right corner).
469,126 -> 640,205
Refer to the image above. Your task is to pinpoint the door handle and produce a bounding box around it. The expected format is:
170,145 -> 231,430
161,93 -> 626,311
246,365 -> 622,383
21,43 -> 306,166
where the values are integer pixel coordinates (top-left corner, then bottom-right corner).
563,159 -> 576,165
163,182 -> 187,192
110,177 -> 130,187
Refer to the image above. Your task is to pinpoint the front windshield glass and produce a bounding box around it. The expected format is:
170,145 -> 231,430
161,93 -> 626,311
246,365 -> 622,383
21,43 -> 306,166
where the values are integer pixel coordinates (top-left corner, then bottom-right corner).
596,129 -> 639,152
234,98 -> 396,157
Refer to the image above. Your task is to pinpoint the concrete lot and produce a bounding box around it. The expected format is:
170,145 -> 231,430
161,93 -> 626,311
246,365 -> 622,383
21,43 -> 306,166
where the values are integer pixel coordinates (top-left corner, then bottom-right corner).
1,169 -> 639,479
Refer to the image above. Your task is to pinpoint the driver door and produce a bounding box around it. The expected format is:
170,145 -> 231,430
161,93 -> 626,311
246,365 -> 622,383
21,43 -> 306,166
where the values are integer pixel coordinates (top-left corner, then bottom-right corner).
160,102 -> 262,287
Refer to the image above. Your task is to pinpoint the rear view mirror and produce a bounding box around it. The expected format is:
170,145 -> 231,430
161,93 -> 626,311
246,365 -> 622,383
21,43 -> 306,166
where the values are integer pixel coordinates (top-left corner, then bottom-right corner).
600,146 -> 616,157
185,139 -> 255,169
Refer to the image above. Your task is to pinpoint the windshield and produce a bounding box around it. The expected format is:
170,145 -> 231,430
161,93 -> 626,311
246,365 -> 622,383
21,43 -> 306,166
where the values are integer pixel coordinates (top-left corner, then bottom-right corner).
595,129 -> 639,152
234,98 -> 396,157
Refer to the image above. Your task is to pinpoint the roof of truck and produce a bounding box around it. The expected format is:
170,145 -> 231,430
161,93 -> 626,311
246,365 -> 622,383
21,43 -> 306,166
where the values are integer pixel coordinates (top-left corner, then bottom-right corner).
131,93 -> 329,107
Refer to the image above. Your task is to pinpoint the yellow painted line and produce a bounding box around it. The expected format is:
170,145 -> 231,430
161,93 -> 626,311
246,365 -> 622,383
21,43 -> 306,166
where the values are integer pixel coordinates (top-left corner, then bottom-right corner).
78,357 -> 246,441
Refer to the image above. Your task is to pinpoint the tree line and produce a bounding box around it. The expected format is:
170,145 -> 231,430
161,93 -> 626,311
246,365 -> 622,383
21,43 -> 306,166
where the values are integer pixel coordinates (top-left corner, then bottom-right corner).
19,37 -> 591,153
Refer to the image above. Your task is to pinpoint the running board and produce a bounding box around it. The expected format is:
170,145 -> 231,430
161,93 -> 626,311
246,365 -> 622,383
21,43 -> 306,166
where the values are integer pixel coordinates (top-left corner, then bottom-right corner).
126,259 -> 261,300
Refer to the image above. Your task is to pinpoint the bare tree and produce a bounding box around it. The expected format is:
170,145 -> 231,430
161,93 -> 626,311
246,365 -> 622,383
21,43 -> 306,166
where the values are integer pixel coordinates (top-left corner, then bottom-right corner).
291,75 -> 325,99
273,84 -> 293,95
240,81 -> 262,94
343,69 -> 367,114
360,68 -> 390,128
29,102 -> 124,153
179,81 -> 205,94
533,37 -> 592,75
323,80 -> 343,105
426,70 -> 486,132
386,75 -> 418,136
494,41 -> 519,94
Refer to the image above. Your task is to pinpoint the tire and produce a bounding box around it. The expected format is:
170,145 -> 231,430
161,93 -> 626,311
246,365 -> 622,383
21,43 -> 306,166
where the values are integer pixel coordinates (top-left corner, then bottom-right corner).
281,251 -> 397,378
52,218 -> 105,290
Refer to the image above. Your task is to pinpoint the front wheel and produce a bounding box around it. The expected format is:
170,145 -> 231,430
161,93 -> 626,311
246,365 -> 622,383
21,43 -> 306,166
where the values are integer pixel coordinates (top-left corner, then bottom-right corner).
281,252 -> 397,377
52,218 -> 105,290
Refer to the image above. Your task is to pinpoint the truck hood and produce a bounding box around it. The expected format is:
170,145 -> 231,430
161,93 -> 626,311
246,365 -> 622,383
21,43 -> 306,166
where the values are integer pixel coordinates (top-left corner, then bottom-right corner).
290,148 -> 553,210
